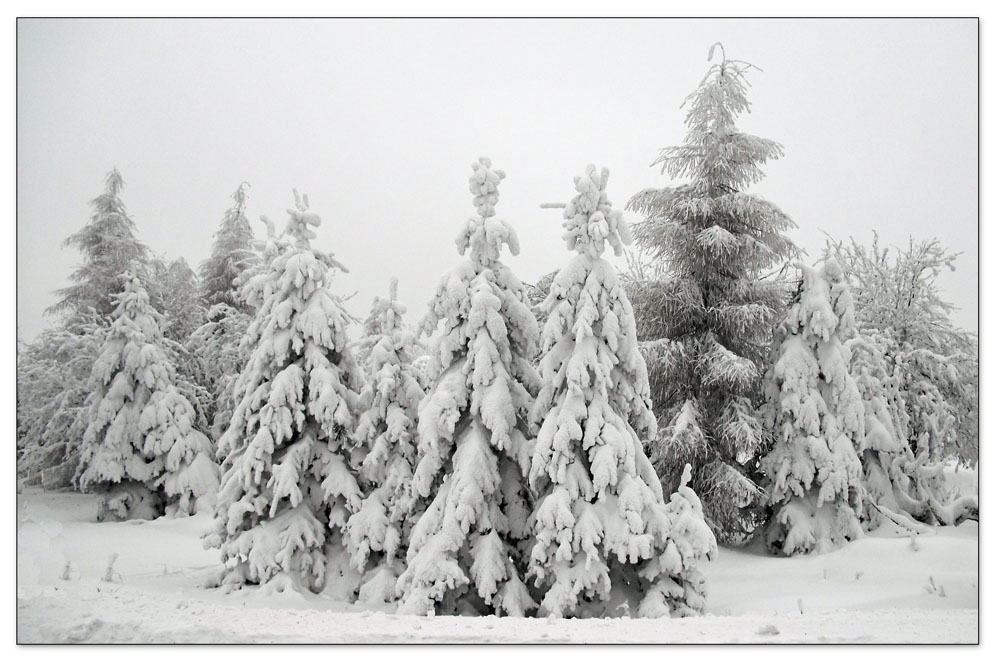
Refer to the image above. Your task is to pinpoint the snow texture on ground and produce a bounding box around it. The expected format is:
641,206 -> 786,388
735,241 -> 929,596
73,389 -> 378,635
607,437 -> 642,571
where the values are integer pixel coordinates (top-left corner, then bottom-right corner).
16,488 -> 978,644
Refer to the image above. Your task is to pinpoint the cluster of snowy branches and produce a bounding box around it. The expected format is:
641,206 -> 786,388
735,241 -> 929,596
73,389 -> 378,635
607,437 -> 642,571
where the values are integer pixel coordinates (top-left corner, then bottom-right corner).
16,43 -> 977,618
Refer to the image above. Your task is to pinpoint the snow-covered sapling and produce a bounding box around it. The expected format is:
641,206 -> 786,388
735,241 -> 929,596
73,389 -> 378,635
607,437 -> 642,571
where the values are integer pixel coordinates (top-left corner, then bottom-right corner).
761,260 -> 864,555
345,277 -> 427,603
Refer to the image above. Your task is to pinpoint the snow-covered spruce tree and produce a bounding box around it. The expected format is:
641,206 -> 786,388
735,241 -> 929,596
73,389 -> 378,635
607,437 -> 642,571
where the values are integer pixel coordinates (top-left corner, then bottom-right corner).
761,260 -> 864,555
529,165 -> 716,619
396,157 -> 540,617
345,278 -> 427,603
48,168 -> 150,322
627,45 -> 798,542
206,191 -> 365,593
77,266 -> 219,520
200,182 -> 258,312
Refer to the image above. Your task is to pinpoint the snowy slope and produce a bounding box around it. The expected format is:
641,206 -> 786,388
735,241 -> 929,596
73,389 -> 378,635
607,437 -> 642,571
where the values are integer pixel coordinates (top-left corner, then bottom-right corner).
16,488 -> 978,644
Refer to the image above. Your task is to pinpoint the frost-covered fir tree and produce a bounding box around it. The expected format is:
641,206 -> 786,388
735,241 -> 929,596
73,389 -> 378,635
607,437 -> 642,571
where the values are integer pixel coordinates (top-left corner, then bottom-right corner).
529,165 -> 716,619
200,182 -> 257,312
627,45 -> 798,542
345,278 -> 427,603
397,158 -> 540,617
761,260 -> 863,555
206,191 -> 365,593
49,169 -> 150,321
77,267 -> 219,520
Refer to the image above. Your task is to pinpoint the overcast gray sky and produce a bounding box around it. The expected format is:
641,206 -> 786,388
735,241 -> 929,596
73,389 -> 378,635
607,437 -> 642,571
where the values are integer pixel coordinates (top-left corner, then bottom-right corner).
17,18 -> 978,341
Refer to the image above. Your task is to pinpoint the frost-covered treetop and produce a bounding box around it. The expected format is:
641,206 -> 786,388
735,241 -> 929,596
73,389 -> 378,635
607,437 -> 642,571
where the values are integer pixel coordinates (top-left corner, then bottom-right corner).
656,42 -> 783,192
284,189 -> 322,249
456,157 -> 520,266
562,165 -> 632,259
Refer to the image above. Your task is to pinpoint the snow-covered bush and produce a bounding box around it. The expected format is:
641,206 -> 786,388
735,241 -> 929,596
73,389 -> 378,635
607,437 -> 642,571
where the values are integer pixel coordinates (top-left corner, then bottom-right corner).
205,191 -> 364,594
396,158 -> 541,617
825,235 -> 977,464
76,267 -> 218,520
529,165 -> 716,618
849,334 -> 978,529
761,260 -> 863,555
626,45 -> 798,543
345,278 -> 427,603
824,235 -> 978,527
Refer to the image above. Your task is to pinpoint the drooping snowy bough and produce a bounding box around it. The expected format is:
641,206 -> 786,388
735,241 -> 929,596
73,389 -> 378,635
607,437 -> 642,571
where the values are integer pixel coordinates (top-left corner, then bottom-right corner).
345,278 -> 427,603
77,266 -> 219,520
205,191 -> 365,593
529,165 -> 717,619
397,158 -> 541,617
761,260 -> 864,555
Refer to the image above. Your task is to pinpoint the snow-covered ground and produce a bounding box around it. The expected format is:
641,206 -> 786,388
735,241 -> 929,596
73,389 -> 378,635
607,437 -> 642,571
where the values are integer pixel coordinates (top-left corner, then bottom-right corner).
16,488 -> 978,644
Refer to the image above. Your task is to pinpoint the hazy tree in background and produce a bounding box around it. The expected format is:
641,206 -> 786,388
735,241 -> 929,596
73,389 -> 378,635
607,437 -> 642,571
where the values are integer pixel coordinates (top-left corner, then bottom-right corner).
187,304 -> 253,442
188,183 -> 260,441
626,45 -> 798,542
397,158 -> 540,617
200,182 -> 257,312
48,168 -> 149,322
148,256 -> 211,431
528,165 -> 715,618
